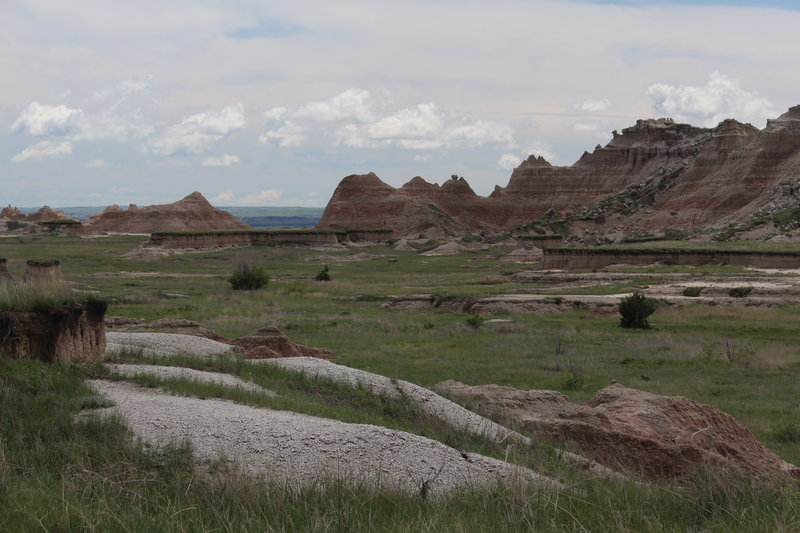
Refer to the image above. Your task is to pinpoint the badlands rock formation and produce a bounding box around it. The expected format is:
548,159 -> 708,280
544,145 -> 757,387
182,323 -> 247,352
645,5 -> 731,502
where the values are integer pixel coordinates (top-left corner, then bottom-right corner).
0,205 -> 68,222
319,106 -> 800,237
437,380 -> 800,480
85,192 -> 251,234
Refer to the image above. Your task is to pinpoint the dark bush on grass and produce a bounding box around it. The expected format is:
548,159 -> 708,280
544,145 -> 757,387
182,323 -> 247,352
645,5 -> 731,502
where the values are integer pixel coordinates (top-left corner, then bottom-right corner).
228,264 -> 269,290
729,286 -> 753,298
316,265 -> 331,282
619,291 -> 656,329
683,286 -> 704,297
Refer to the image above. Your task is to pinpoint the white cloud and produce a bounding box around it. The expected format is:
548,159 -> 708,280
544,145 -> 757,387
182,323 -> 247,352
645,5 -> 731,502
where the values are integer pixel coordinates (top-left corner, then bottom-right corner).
413,154 -> 432,162
10,102 -> 84,136
86,159 -> 105,168
497,153 -> 522,171
202,154 -> 241,166
259,89 -> 515,151
647,72 -> 777,127
240,189 -> 281,204
11,140 -> 73,162
259,120 -> 307,147
573,99 -> 612,113
292,88 -> 374,122
148,104 -> 246,156
211,190 -> 235,204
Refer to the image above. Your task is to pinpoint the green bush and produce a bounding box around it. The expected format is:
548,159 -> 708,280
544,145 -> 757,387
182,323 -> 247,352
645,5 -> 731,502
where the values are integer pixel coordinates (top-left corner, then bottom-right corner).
729,286 -> 753,298
465,315 -> 485,329
618,291 -> 656,329
315,265 -> 331,282
683,286 -> 704,297
228,264 -> 269,290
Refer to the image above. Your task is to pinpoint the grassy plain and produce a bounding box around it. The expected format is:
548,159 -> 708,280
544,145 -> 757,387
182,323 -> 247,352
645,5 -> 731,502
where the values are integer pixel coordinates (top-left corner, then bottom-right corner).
2,234 -> 800,530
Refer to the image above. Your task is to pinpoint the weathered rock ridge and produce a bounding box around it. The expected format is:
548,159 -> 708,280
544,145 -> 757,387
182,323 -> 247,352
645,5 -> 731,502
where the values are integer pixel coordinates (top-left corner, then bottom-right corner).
437,380 -> 799,480
85,192 -> 251,234
318,106 -> 800,237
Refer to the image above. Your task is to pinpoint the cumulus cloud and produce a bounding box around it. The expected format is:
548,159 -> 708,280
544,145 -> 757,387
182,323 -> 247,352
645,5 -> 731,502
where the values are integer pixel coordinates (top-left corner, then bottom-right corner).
86,159 -> 106,168
647,72 -> 777,127
497,153 -> 522,171
148,104 -> 246,156
259,88 -> 514,151
202,154 -> 241,167
10,102 -> 84,136
211,190 -> 235,204
11,140 -> 73,163
573,121 -> 600,132
240,189 -> 281,204
573,99 -> 612,113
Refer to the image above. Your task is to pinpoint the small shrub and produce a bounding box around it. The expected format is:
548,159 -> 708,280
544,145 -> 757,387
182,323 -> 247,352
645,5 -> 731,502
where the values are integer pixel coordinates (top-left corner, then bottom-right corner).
772,421 -> 800,443
79,395 -> 116,409
683,286 -> 704,297
315,265 -> 331,281
729,286 -> 753,298
465,315 -> 485,329
228,264 -> 269,290
618,291 -> 656,329
559,362 -> 584,391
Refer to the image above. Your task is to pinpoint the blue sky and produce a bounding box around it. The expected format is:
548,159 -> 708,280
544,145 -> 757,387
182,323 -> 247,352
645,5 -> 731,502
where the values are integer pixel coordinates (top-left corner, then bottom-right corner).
1,0 -> 799,207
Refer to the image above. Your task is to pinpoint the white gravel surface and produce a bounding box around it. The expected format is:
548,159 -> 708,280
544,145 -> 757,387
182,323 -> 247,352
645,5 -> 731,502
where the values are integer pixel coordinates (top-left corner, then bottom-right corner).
106,332 -> 237,357
106,364 -> 275,395
254,357 -> 531,445
88,379 -> 558,495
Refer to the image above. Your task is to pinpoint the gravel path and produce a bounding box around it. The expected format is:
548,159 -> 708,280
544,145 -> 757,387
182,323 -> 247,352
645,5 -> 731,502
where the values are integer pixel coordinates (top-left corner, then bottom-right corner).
106,364 -> 275,395
254,357 -> 531,445
106,332 -> 237,357
88,379 -> 559,495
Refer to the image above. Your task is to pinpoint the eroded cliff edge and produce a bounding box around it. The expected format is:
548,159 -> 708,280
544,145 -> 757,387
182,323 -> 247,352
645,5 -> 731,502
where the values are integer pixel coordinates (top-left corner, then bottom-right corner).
318,106 -> 800,239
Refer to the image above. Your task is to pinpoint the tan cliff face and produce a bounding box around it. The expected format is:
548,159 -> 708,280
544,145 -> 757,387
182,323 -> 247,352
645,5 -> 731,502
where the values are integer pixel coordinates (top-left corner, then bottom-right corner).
85,191 -> 251,234
317,106 -> 800,237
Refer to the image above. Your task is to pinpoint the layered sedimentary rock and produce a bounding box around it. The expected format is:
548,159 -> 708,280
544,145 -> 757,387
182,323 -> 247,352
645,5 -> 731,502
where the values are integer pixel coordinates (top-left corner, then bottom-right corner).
0,301 -> 107,363
437,380 -> 799,480
0,204 -> 68,222
85,192 -> 251,234
319,107 -> 800,237
21,260 -> 66,284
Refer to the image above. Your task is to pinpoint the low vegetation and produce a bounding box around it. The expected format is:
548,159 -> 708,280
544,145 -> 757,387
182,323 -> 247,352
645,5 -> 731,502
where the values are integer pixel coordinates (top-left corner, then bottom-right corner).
228,263 -> 269,290
0,280 -> 81,312
3,234 -> 800,530
618,291 -> 656,329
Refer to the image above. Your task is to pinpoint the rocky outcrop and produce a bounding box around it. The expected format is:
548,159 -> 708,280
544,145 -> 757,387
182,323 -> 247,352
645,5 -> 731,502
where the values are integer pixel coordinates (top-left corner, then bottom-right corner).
24,206 -> 68,222
0,301 -> 107,363
436,381 -> 799,480
85,192 -> 251,234
318,107 -> 800,237
0,205 -> 25,221
21,260 -> 66,284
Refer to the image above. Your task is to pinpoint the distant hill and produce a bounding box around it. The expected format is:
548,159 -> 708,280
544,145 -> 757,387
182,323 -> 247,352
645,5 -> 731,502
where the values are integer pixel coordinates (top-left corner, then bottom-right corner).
18,205 -> 323,229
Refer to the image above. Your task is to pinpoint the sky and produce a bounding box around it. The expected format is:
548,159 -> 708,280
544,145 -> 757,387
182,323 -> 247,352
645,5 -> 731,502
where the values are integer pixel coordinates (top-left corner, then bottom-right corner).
1,0 -> 799,208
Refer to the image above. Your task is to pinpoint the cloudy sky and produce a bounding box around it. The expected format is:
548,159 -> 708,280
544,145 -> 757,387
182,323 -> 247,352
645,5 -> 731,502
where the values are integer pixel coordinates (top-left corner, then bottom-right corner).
2,0 -> 799,207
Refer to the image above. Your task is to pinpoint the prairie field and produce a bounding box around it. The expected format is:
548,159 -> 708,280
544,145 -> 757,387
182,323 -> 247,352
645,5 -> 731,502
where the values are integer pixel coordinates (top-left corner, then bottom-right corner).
2,234 -> 800,531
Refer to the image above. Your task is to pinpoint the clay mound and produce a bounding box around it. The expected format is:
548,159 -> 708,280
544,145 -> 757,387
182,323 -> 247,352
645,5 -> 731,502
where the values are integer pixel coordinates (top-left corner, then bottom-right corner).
421,242 -> 466,256
25,206 -> 68,222
436,380 -> 799,480
232,327 -> 335,360
0,205 -> 25,221
504,247 -> 542,262
21,260 -> 66,284
85,192 -> 251,234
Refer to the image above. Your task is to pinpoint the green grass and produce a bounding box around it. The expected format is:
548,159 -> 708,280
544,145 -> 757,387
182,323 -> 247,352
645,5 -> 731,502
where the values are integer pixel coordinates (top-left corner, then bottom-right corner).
0,280 -> 83,312
4,235 -> 800,529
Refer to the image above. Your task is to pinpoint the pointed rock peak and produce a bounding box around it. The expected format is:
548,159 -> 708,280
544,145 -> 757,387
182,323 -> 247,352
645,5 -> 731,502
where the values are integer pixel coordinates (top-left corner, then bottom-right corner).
440,176 -> 477,195
401,176 -> 439,191
519,154 -> 552,168
778,104 -> 800,120
181,191 -> 210,203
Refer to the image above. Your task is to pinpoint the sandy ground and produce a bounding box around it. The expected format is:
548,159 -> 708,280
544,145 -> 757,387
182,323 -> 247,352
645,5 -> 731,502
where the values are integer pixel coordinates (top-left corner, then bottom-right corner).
255,357 -> 530,445
87,378 -> 559,495
106,332 -> 238,357
106,363 -> 274,395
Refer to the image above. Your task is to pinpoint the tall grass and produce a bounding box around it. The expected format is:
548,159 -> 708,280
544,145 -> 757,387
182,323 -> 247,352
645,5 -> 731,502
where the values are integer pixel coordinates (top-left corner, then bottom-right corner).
0,280 -> 80,312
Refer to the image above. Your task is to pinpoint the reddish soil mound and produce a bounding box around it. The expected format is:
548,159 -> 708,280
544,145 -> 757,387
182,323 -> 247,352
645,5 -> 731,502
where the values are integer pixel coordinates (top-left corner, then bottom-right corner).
0,205 -> 25,221
85,192 -> 250,234
436,380 -> 799,480
0,205 -> 68,222
232,327 -> 335,360
318,106 -> 800,237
